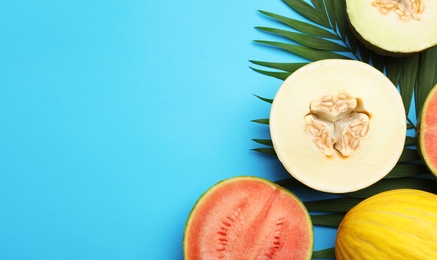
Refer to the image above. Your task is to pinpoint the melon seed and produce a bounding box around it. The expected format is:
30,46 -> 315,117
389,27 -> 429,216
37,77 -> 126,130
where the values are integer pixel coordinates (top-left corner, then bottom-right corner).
304,93 -> 370,157
372,0 -> 424,21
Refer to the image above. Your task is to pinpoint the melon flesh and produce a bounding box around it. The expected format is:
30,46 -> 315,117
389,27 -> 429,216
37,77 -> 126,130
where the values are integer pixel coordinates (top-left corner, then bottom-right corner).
183,176 -> 313,260
346,0 -> 437,56
270,59 -> 406,193
419,84 -> 437,176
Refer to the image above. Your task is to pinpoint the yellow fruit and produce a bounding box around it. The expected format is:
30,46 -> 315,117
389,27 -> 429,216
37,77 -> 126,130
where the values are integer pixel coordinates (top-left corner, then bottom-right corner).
335,189 -> 437,259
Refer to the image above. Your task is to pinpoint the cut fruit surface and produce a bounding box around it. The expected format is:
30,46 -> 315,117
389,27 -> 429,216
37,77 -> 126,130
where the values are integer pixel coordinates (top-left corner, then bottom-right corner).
346,0 -> 437,56
270,59 -> 406,193
418,84 -> 437,176
183,176 -> 313,260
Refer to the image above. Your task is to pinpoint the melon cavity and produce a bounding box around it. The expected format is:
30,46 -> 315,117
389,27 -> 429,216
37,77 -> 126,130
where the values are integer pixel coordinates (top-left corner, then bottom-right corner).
346,0 -> 437,56
305,93 -> 370,157
270,59 -> 406,193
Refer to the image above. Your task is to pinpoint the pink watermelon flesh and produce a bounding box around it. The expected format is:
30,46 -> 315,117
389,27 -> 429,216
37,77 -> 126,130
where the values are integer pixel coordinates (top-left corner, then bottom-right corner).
183,176 -> 313,260
421,85 -> 437,174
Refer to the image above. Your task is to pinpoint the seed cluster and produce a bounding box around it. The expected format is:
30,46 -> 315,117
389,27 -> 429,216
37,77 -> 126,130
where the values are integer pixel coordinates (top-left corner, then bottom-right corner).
304,93 -> 370,157
316,94 -> 354,113
372,0 -> 424,21
305,115 -> 336,157
335,113 -> 370,157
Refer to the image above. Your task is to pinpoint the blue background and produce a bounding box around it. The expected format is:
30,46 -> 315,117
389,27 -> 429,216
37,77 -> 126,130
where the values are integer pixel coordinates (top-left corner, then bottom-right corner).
0,1 -> 336,259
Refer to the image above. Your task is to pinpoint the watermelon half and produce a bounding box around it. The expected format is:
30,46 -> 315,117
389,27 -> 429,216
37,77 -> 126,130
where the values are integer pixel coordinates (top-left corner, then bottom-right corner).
419,84 -> 437,176
183,176 -> 313,260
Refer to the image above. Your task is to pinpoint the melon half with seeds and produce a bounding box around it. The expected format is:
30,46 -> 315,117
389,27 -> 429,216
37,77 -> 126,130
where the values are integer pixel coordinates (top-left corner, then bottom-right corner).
183,176 -> 313,260
346,0 -> 437,56
418,84 -> 437,177
270,59 -> 406,193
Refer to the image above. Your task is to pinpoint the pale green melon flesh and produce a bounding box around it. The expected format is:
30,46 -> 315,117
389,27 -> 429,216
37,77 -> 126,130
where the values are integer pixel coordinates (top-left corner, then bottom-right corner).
419,84 -> 437,176
346,0 -> 437,55
183,176 -> 313,260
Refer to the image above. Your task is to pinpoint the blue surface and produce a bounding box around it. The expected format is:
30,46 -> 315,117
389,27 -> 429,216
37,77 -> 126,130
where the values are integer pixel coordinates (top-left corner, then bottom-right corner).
0,1 -> 337,259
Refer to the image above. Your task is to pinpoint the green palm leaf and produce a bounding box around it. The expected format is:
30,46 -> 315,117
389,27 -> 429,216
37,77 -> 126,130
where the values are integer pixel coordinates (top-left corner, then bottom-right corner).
304,197 -> 362,213
252,139 -> 273,147
252,147 -> 276,156
312,247 -> 335,259
258,10 -> 338,39
249,60 -> 308,74
252,0 -> 436,162
415,46 -> 437,116
282,0 -> 331,28
251,118 -> 269,125
399,54 -> 420,114
254,40 -> 350,61
311,213 -> 344,227
252,0 -> 437,241
384,163 -> 430,178
399,147 -> 420,162
405,136 -> 416,146
327,0 -> 347,39
253,94 -> 273,104
345,177 -> 437,199
256,27 -> 349,51
250,67 -> 290,80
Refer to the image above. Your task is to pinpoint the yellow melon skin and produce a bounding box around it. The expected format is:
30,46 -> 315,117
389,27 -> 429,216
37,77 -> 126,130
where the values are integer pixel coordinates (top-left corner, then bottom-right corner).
335,189 -> 437,260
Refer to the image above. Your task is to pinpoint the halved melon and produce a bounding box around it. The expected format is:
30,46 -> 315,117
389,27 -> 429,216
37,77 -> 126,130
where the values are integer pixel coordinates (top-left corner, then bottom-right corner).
270,59 -> 406,193
183,176 -> 313,260
418,83 -> 437,176
346,0 -> 437,56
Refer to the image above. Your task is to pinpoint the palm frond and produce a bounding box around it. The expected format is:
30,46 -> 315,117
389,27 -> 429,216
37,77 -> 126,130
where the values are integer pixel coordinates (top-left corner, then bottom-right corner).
311,213 -> 344,227
327,0 -> 347,39
256,26 -> 349,51
251,118 -> 269,125
398,147 -> 420,162
404,136 -> 416,146
345,177 -> 437,199
258,10 -> 339,39
312,247 -> 335,259
254,40 -> 350,61
251,147 -> 276,156
252,0 -> 437,242
250,67 -> 290,80
384,163 -> 430,178
399,54 -> 420,114
415,46 -> 437,116
253,94 -> 273,104
304,197 -> 362,213
249,60 -> 307,74
252,139 -> 273,147
282,0 -> 331,28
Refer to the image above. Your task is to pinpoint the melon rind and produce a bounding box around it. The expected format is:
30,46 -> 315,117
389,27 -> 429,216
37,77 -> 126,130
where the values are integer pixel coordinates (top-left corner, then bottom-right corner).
335,189 -> 437,259
270,59 -> 406,193
418,83 -> 437,177
183,176 -> 313,260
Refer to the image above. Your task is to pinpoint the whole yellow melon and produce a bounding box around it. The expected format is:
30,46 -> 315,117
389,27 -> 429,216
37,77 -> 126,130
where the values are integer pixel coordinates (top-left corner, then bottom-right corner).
335,189 -> 437,259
